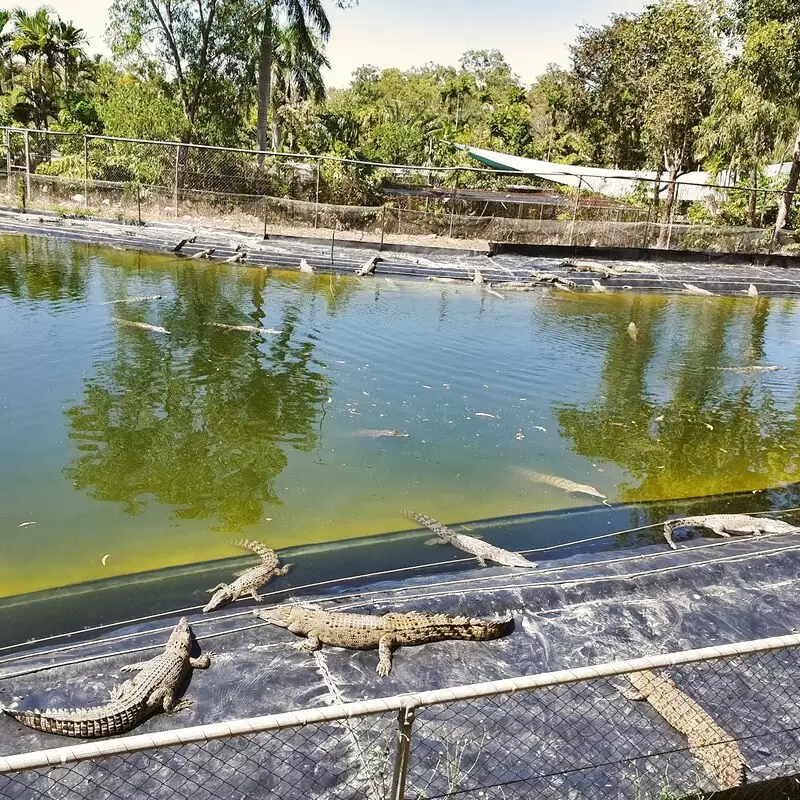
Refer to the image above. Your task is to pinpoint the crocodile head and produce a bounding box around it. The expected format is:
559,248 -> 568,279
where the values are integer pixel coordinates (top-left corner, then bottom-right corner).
166,617 -> 193,655
203,587 -> 234,613
253,605 -> 295,628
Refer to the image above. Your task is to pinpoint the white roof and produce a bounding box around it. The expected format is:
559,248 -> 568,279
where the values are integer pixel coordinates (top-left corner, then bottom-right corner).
461,145 -> 791,203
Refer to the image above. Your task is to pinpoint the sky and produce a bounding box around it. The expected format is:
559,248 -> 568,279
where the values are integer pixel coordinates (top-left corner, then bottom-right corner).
25,0 -> 649,87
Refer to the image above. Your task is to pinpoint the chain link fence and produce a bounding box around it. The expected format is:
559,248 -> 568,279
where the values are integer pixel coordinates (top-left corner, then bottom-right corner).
3,633 -> 800,799
0,126 -> 797,254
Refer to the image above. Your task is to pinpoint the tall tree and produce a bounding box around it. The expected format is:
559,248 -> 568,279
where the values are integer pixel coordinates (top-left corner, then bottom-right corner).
269,21 -> 329,150
107,0 -> 248,140
728,0 -> 800,240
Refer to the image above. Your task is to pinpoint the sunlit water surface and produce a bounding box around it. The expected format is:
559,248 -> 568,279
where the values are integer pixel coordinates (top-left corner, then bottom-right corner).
2,235 -> 800,597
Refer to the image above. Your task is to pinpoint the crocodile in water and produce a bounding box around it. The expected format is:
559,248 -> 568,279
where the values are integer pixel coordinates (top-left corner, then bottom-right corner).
620,669 -> 746,790
405,510 -> 537,568
203,539 -> 291,612
663,514 -> 799,549
2,617 -> 210,738
254,605 -> 513,676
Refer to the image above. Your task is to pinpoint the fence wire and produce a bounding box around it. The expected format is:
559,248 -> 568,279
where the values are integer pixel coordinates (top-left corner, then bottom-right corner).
3,636 -> 800,799
0,127 -> 798,254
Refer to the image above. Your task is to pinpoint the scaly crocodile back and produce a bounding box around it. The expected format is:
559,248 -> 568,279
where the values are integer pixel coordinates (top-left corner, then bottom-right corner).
628,670 -> 745,789
384,611 -> 514,644
405,511 -> 536,569
2,618 -> 200,739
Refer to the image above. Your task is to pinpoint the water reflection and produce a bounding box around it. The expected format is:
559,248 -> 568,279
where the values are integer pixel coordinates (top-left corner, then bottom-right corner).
0,236 -> 89,302
554,295 -> 800,508
64,267 -> 335,530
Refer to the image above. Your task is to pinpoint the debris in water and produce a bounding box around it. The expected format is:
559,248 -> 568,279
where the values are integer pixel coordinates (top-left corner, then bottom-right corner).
472,266 -> 485,285
101,554 -> 110,566
515,430 -> 525,440
475,413 -> 497,419
747,284 -> 759,297
18,521 -> 37,528
299,258 -> 314,273
533,426 -> 547,432
591,280 -> 608,292
717,365 -> 784,374
515,468 -> 607,499
627,322 -> 638,342
428,276 -> 456,283
705,423 -> 714,431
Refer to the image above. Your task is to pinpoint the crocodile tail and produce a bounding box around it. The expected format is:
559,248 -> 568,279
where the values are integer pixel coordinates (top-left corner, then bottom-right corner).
464,614 -> 515,640
3,705 -> 131,739
404,510 -> 454,542
233,539 -> 278,564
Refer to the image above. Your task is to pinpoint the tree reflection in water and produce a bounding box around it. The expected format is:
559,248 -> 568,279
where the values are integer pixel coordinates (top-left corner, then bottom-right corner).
64,265 -> 357,530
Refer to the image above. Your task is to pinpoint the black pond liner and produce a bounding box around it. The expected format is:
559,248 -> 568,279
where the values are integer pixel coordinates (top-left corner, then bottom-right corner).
2,209 -> 800,296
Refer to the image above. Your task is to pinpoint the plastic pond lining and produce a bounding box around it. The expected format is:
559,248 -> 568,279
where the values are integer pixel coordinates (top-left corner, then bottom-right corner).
2,209 -> 800,296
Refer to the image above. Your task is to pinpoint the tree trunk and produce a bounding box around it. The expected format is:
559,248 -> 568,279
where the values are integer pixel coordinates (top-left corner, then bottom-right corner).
656,163 -> 679,249
747,165 -> 758,229
773,122 -> 800,246
256,2 -> 273,167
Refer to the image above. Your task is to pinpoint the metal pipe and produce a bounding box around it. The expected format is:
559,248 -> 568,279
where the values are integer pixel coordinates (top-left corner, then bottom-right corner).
23,128 -> 30,201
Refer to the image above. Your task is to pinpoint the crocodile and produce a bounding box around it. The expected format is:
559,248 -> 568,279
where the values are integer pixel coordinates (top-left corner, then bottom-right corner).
619,669 -> 746,790
2,617 -> 210,739
663,514 -> 800,549
254,605 -> 513,676
203,539 -> 291,612
405,511 -> 536,568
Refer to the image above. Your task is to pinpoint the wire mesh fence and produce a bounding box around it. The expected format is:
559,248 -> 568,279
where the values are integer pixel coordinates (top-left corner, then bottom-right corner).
3,634 -> 800,799
0,126 -> 797,254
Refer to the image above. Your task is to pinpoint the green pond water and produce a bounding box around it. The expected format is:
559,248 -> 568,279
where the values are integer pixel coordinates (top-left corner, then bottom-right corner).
1,234 -> 800,599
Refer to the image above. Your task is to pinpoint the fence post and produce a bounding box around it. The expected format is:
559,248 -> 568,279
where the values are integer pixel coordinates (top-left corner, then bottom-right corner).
137,182 -> 142,226
23,128 -> 30,202
314,160 -> 321,229
263,197 -> 268,239
569,177 -> 581,247
330,227 -> 335,264
448,169 -> 461,239
389,705 -> 416,800
174,143 -> 180,217
379,205 -> 386,252
83,135 -> 89,208
4,128 -> 11,197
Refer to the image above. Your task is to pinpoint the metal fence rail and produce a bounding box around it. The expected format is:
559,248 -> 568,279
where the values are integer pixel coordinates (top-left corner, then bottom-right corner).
3,633 -> 800,798
0,126 -> 797,255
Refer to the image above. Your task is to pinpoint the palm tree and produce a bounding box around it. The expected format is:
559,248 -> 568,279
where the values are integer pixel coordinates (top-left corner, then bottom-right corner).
269,22 -> 329,150
53,20 -> 87,93
11,6 -> 58,126
254,0 -> 331,159
0,11 -> 14,92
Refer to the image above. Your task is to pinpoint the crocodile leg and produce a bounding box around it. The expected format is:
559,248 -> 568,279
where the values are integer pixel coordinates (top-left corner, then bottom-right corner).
277,564 -> 292,576
146,686 -> 172,709
708,524 -> 732,539
190,655 -> 212,669
292,632 -> 322,652
476,555 -> 487,567
377,634 -> 398,677
206,583 -> 228,593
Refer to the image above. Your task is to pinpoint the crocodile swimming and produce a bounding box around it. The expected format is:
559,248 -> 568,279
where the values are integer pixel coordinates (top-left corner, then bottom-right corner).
405,511 -> 537,568
254,605 -> 514,676
203,539 -> 291,612
619,669 -> 746,790
2,617 -> 210,739
663,514 -> 800,549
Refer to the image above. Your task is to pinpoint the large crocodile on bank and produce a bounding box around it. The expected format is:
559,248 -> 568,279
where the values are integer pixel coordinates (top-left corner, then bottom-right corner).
254,605 -> 514,676
620,669 -> 746,790
405,510 -> 537,568
663,514 -> 799,549
203,539 -> 291,612
2,618 -> 211,739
